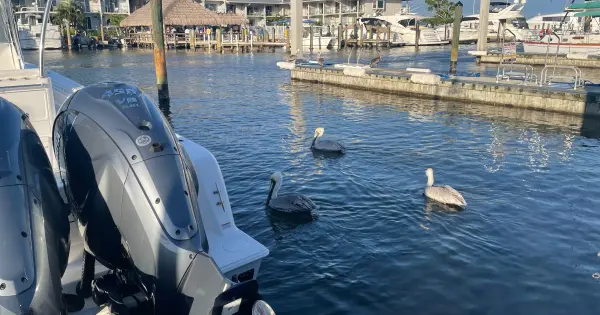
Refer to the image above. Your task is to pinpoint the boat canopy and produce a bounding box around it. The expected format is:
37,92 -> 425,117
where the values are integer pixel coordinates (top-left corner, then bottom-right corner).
574,9 -> 600,17
568,1 -> 600,11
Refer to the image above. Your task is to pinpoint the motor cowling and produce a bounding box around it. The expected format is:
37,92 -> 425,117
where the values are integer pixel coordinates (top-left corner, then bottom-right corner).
0,98 -> 70,315
53,82 -> 255,313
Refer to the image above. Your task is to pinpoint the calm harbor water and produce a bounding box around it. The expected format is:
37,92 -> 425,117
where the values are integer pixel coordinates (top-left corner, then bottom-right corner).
27,47 -> 600,315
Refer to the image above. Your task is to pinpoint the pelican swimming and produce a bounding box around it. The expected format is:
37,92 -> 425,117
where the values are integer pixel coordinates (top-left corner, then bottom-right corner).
311,127 -> 346,154
370,51 -> 382,68
267,172 -> 317,214
424,168 -> 467,208
287,49 -> 300,62
317,51 -> 325,69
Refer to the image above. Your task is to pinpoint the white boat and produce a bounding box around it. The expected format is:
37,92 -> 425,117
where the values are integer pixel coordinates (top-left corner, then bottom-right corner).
437,0 -> 533,42
303,24 -> 336,49
523,2 -> 600,55
14,4 -> 62,50
523,33 -> 600,55
0,0 -> 275,314
359,5 -> 449,46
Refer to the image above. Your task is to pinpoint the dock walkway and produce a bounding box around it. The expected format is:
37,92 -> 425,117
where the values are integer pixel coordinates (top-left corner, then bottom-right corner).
289,66 -> 600,116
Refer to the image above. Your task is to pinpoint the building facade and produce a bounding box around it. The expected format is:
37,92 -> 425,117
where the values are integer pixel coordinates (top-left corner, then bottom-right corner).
203,0 -> 406,27
13,0 -> 405,31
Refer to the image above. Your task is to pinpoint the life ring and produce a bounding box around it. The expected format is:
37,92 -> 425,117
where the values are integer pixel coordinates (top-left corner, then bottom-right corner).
539,29 -> 544,39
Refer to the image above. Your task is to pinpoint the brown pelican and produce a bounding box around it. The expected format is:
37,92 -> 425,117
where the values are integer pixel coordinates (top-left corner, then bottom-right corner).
424,168 -> 467,208
317,51 -> 325,69
370,51 -> 382,68
311,127 -> 346,154
267,172 -> 317,214
287,49 -> 300,62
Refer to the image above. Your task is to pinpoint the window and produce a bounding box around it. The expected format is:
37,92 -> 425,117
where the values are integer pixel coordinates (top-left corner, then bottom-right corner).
205,3 -> 216,11
226,4 -> 235,13
373,0 -> 385,10
265,5 -> 272,16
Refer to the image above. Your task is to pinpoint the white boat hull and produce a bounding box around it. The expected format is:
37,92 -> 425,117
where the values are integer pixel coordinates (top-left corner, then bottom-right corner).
523,41 -> 600,55
303,36 -> 336,49
19,27 -> 62,50
396,28 -> 449,46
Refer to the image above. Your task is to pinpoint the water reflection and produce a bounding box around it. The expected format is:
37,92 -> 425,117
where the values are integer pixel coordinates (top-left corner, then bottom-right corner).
285,87 -> 307,156
485,122 -> 507,173
265,206 -> 317,236
420,198 -> 462,231
289,81 -> 595,173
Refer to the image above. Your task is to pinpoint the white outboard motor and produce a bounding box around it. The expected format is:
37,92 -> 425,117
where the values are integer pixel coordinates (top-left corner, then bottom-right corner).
52,82 -> 270,314
0,98 -> 71,315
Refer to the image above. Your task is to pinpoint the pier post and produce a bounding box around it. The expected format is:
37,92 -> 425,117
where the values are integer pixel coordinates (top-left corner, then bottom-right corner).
216,28 -> 222,53
151,0 -> 169,102
415,22 -> 420,49
309,25 -> 313,52
284,27 -> 289,52
359,24 -> 363,47
476,0 -> 490,52
290,0 -> 303,56
387,27 -> 391,48
450,1 -> 463,74
337,24 -> 342,49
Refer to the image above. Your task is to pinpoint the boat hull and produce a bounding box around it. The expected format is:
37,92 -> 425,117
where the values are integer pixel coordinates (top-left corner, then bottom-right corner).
523,41 -> 600,55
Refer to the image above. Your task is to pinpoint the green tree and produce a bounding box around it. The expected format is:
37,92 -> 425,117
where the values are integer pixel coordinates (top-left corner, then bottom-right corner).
424,0 -> 456,26
51,0 -> 85,47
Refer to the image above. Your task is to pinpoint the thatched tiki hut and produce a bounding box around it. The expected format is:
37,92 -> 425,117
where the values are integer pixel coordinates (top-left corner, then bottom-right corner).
120,0 -> 247,28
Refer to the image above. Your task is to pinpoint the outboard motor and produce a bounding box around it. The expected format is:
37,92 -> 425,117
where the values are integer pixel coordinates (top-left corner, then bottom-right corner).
0,98 -> 71,315
53,82 -> 267,314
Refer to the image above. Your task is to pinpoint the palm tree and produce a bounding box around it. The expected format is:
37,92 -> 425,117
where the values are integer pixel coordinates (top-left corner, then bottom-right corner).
52,0 -> 85,47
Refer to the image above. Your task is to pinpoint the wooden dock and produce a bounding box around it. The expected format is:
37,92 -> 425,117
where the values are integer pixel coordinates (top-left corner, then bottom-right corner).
476,52 -> 600,68
126,32 -> 285,52
288,65 -> 600,116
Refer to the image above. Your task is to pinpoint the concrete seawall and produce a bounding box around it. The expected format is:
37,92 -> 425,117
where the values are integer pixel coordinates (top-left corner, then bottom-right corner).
290,67 -> 600,116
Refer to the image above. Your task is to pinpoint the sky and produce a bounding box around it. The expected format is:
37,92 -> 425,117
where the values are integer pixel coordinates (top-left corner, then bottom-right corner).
411,0 -> 581,19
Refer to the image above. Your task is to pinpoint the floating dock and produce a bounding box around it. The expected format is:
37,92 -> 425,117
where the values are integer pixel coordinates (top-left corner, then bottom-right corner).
287,65 -> 600,116
475,52 -> 600,68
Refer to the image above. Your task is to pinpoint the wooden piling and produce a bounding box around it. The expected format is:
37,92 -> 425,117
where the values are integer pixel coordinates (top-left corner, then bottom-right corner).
337,25 -> 342,49
216,28 -> 222,53
309,25 -> 313,52
151,0 -> 169,102
415,22 -> 420,49
450,1 -> 463,74
284,27 -> 290,52
359,24 -> 363,47
387,27 -> 391,48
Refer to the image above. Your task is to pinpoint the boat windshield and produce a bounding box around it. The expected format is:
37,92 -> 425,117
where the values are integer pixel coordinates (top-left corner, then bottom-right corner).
0,0 -> 25,70
509,17 -> 529,29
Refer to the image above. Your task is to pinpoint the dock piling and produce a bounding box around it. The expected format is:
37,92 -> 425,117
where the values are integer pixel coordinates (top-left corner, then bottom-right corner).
415,23 -> 420,49
151,0 -> 169,102
477,0 -> 490,52
337,25 -> 342,49
450,1 -> 463,74
309,25 -> 313,52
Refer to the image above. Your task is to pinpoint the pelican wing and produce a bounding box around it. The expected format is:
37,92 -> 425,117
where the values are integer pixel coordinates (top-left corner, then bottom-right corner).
269,193 -> 317,213
425,185 -> 467,207
312,140 -> 346,153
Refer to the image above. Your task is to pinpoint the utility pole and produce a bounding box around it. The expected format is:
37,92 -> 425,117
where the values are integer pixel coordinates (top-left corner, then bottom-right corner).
151,0 -> 169,102
476,0 -> 489,52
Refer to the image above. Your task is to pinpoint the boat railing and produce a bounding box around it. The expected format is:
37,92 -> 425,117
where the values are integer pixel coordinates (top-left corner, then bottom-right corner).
540,65 -> 583,90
